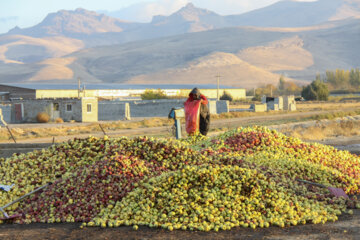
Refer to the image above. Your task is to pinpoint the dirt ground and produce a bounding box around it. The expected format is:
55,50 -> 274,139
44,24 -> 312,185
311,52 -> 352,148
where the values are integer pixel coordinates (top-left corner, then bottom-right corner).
1,108 -> 357,144
0,210 -> 359,240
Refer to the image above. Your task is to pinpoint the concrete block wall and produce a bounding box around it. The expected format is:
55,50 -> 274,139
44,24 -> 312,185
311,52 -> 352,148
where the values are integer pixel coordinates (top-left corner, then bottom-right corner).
208,101 -> 217,115
58,100 -> 82,122
99,102 -> 130,121
251,104 -> 267,112
261,95 -> 267,104
275,96 -> 283,110
289,103 -> 297,111
99,99 -> 223,120
0,105 -> 11,123
216,100 -> 229,114
283,95 -> 296,111
12,100 -> 54,123
129,99 -> 185,118
267,102 -> 279,111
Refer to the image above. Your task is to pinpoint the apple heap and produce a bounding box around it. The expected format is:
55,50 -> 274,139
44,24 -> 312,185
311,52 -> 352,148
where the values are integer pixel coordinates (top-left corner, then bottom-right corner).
118,136 -> 207,170
7,136 -> 204,224
89,165 -> 339,231
0,136 -> 121,212
194,126 -> 360,195
14,154 -> 168,224
0,126 -> 359,230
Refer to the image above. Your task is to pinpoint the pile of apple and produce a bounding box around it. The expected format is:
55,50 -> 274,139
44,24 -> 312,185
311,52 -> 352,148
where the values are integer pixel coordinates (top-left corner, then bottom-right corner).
202,127 -> 360,195
0,126 -> 359,231
17,155 -> 166,224
90,165 -> 339,231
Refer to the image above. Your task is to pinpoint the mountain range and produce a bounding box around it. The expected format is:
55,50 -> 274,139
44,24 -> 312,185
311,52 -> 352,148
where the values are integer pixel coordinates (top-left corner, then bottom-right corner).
0,0 -> 359,88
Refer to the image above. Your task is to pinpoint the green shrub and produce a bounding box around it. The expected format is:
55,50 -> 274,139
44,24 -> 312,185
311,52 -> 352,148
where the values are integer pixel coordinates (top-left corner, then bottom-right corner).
220,91 -> 233,101
301,79 -> 329,101
141,89 -> 168,100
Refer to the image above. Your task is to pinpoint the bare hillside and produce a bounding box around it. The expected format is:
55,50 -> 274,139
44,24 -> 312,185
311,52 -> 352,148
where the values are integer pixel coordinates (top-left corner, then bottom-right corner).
0,35 -> 83,64
126,52 -> 299,88
238,36 -> 314,72
226,0 -> 360,27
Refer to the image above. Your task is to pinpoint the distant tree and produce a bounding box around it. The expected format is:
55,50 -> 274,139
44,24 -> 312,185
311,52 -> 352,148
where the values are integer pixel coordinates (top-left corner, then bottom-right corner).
301,79 -> 329,101
220,91 -> 233,101
284,82 -> 302,95
278,75 -> 286,94
252,84 -> 277,101
349,68 -> 360,89
141,89 -> 168,100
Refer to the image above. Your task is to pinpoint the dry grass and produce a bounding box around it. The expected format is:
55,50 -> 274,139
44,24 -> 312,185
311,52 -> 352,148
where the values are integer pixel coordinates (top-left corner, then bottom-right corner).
296,102 -> 360,111
0,118 -> 173,142
55,118 -> 64,123
36,112 -> 50,123
281,120 -> 360,141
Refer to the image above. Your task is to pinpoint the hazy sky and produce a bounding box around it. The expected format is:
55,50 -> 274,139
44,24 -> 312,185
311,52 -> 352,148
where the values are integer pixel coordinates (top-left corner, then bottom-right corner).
0,0 -> 317,33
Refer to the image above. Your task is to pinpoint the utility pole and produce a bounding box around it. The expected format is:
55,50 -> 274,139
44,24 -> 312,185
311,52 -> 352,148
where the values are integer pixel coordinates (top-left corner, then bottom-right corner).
215,74 -> 221,100
78,77 -> 81,99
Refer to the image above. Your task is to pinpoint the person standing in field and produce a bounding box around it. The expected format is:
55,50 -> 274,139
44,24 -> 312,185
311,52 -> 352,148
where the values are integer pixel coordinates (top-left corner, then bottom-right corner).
184,88 -> 210,136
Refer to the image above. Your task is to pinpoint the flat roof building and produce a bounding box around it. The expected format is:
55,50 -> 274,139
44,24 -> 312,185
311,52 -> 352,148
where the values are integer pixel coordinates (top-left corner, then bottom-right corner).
0,84 -> 246,100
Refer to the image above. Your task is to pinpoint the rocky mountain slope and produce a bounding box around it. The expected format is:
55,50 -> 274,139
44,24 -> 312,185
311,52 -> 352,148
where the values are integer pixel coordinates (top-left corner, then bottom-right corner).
0,0 -> 359,88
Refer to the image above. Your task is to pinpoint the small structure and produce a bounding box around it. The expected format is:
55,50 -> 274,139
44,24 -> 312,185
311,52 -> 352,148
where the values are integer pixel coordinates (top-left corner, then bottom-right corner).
283,95 -> 296,111
250,103 -> 267,112
262,95 -> 295,111
11,98 -> 98,123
